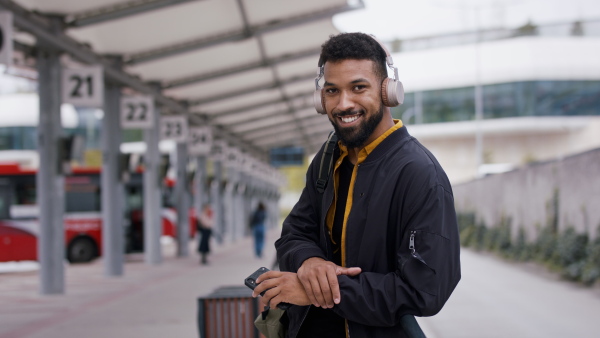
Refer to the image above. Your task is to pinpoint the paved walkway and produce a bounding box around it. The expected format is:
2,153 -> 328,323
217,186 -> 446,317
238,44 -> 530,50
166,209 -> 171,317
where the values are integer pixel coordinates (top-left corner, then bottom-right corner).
0,229 -> 280,338
2,229 -> 600,338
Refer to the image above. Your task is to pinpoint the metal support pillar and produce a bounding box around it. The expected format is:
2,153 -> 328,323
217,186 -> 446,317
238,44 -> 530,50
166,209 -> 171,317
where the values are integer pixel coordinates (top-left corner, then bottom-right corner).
211,160 -> 224,243
233,169 -> 244,242
102,83 -> 124,276
194,156 -> 207,217
175,142 -> 189,257
239,172 -> 251,237
143,105 -> 162,265
225,166 -> 237,242
36,43 -> 65,295
225,182 -> 234,243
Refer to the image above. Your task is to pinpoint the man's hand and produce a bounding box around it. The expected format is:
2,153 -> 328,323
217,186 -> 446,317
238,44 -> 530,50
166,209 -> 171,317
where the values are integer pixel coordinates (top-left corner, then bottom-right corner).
252,271 -> 311,309
297,257 -> 361,308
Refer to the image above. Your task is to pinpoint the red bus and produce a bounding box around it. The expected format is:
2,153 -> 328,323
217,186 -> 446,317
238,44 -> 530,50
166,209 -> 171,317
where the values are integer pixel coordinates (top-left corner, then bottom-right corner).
0,163 -> 196,263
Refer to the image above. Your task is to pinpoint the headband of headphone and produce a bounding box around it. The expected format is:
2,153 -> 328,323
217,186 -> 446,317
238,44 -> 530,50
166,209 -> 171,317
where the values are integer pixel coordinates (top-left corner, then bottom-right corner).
313,34 -> 404,115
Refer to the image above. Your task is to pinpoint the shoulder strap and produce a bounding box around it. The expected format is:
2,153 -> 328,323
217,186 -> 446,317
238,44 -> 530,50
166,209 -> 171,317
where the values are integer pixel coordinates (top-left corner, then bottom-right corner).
316,131 -> 338,194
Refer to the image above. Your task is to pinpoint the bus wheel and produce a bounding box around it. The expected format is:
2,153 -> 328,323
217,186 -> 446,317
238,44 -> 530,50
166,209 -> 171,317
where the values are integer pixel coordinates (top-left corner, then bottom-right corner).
67,237 -> 97,263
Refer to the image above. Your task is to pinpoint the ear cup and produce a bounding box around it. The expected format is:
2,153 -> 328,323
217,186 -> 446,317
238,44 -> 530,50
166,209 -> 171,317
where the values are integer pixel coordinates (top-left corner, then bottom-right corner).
313,89 -> 326,114
381,78 -> 405,107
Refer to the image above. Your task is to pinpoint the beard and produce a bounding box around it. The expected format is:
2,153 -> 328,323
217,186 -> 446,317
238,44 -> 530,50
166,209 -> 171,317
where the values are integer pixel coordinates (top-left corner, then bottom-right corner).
329,103 -> 384,149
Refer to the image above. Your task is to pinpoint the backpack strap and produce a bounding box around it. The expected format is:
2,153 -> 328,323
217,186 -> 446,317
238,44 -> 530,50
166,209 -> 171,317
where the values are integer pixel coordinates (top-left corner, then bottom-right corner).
316,131 -> 338,194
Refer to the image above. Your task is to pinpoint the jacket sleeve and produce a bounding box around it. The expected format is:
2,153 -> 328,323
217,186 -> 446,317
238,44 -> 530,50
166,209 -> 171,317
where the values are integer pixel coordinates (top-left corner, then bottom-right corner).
275,147 -> 328,272
334,164 -> 461,326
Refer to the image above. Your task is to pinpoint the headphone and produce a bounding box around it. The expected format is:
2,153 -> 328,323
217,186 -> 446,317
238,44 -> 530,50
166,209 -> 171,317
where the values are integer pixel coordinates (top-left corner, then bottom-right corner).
313,35 -> 405,115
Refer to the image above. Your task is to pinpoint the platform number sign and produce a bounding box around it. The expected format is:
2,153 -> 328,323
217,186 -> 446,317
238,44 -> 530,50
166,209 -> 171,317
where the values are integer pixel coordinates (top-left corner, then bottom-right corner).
188,126 -> 212,156
0,11 -> 13,67
120,95 -> 154,129
62,66 -> 104,108
160,115 -> 189,143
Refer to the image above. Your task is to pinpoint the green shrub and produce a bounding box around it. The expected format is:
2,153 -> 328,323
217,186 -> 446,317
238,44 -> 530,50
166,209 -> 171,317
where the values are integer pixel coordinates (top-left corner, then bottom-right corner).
554,227 -> 588,268
456,206 -> 598,287
533,225 -> 557,263
474,223 -> 488,251
511,227 -> 532,261
580,226 -> 600,285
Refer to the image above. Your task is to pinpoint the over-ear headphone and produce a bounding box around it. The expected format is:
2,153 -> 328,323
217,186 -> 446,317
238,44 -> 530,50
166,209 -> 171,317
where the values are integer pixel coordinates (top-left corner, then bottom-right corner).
313,35 -> 405,115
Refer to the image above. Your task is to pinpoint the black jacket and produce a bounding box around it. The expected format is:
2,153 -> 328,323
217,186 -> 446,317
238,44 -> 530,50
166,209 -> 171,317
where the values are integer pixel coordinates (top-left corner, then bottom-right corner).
276,125 -> 461,338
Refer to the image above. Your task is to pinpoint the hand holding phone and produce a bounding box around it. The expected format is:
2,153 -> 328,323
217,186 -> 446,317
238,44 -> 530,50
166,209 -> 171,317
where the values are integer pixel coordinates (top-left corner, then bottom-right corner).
244,267 -> 291,310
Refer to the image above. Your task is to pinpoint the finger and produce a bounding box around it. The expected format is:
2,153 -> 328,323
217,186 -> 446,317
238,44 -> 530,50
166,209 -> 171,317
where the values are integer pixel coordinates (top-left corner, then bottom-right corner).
255,270 -> 281,284
326,268 -> 340,306
298,274 -> 319,307
262,287 -> 278,306
312,273 -> 332,308
317,270 -> 335,308
307,278 -> 324,307
269,293 -> 283,309
336,266 -> 362,276
252,278 -> 275,297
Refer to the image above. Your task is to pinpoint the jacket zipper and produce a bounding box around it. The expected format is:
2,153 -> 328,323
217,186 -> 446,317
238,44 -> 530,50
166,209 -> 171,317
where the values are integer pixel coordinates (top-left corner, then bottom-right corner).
409,230 -> 416,255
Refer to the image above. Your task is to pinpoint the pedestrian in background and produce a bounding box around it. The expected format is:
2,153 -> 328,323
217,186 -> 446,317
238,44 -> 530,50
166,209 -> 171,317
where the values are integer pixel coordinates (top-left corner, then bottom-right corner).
250,202 -> 267,258
197,203 -> 214,265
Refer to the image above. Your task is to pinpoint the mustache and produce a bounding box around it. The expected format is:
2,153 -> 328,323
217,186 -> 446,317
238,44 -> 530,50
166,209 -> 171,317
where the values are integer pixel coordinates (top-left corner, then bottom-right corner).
333,109 -> 364,118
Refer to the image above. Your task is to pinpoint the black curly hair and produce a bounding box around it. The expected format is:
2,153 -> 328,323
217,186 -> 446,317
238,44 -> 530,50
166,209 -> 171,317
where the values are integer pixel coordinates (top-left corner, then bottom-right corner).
319,32 -> 388,82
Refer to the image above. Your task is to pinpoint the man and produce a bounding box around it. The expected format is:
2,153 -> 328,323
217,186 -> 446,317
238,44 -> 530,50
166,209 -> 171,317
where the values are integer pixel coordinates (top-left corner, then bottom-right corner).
253,32 -> 461,338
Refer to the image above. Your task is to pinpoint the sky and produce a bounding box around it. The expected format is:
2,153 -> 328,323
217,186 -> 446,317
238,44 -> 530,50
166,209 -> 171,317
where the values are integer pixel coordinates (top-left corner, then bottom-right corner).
333,0 -> 600,40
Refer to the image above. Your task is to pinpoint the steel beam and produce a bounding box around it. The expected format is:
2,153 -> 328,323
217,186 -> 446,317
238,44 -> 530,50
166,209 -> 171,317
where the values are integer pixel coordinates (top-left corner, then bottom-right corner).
0,0 -> 263,158
67,0 -> 199,27
242,123 -> 299,141
188,73 -> 314,106
208,91 -> 312,119
253,131 -> 303,147
248,117 -> 331,144
163,48 -> 320,89
125,2 -> 364,65
215,101 -> 313,126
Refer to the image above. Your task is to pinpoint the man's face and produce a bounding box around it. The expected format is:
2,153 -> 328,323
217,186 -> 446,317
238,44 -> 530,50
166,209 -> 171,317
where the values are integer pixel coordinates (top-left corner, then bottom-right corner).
322,59 -> 385,149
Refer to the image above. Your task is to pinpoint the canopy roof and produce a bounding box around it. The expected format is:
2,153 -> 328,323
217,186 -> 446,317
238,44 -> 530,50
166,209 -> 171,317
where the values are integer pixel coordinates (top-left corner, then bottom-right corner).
2,0 -> 364,158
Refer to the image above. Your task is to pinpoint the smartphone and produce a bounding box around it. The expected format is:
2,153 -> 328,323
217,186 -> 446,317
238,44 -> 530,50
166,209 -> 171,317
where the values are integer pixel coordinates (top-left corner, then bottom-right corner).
244,267 -> 291,310
245,267 -> 269,295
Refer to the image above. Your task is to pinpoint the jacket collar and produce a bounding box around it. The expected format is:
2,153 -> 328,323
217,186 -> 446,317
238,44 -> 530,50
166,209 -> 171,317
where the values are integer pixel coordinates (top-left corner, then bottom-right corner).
337,119 -> 409,164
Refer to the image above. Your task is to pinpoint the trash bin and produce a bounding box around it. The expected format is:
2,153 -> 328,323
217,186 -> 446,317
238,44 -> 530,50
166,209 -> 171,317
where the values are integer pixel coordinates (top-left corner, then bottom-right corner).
198,285 -> 262,338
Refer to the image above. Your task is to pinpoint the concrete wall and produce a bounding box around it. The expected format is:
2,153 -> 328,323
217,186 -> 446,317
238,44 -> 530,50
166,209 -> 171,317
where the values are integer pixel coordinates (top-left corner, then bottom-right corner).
452,147 -> 600,240
410,116 -> 600,184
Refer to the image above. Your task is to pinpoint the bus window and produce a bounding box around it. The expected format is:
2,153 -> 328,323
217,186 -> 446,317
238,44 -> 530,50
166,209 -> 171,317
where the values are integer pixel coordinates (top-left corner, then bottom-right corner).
0,181 -> 10,219
65,175 -> 101,212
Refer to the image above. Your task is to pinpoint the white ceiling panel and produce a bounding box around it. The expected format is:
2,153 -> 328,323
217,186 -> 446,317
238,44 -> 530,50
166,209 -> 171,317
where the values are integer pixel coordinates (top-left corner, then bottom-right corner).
244,0 -> 348,26
163,67 -> 274,100
6,0 -> 363,155
67,1 -> 241,54
262,20 -> 338,58
213,102 -> 286,125
196,88 -> 283,114
293,107 -> 320,120
301,115 -> 331,129
276,57 -> 318,80
245,123 -> 299,141
283,81 -> 315,98
127,39 -> 261,83
231,114 -> 293,133
14,0 -> 125,14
